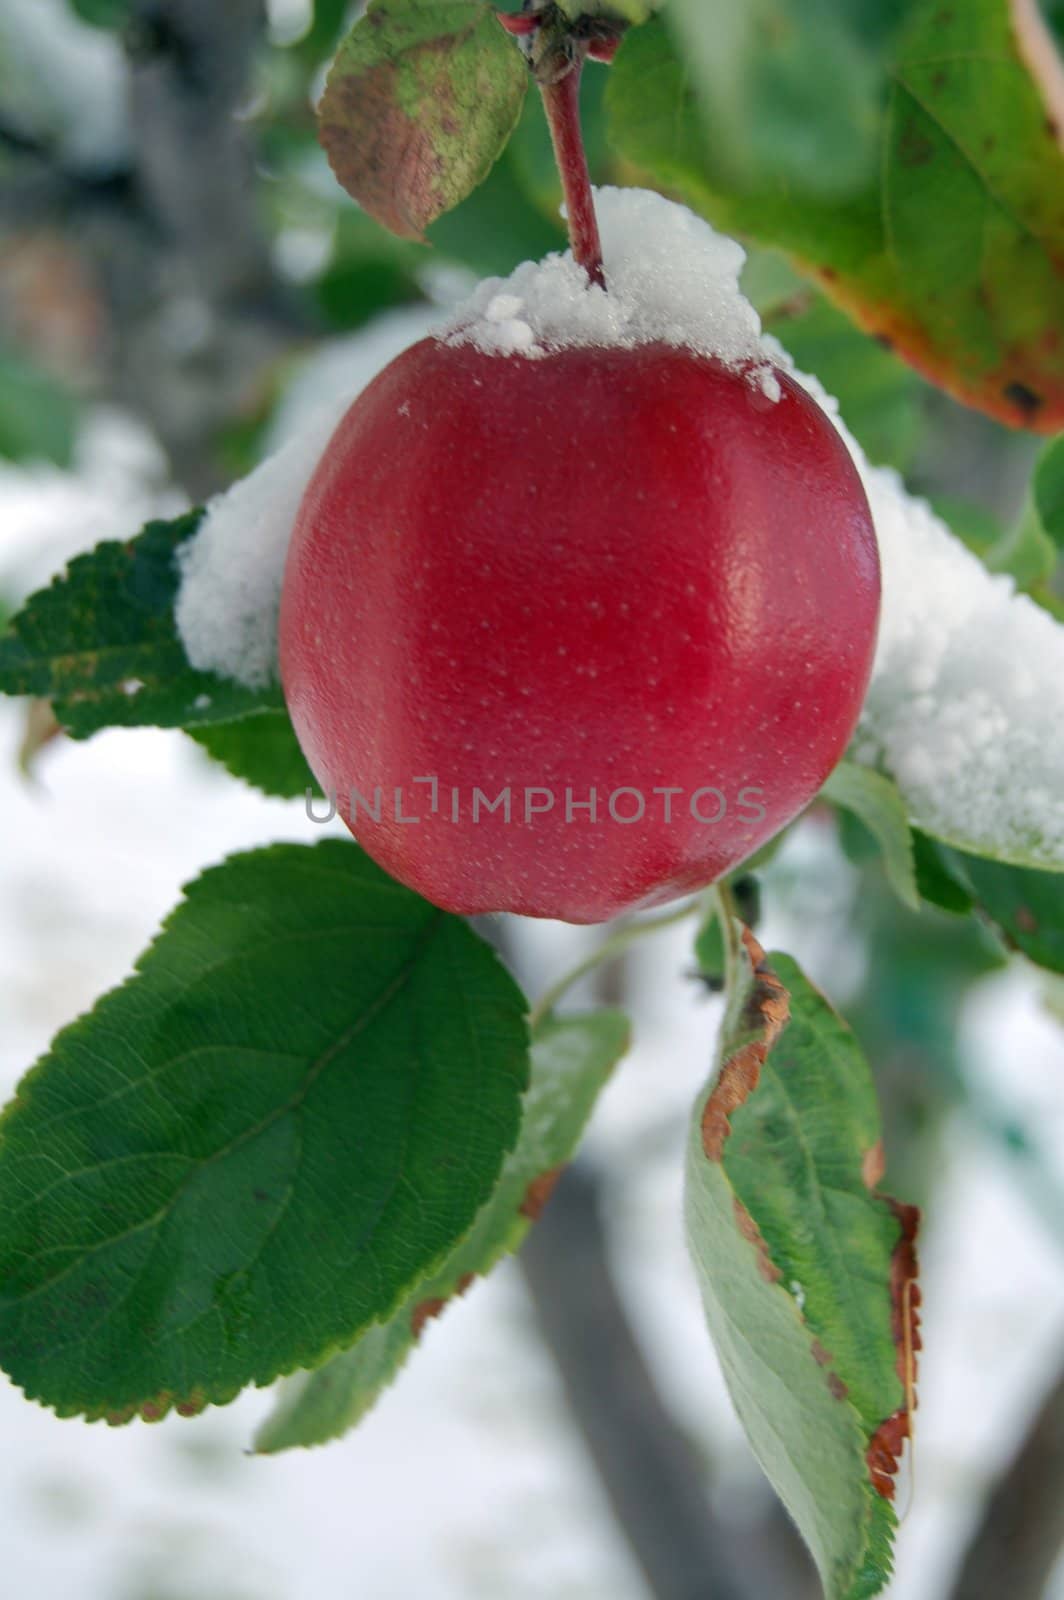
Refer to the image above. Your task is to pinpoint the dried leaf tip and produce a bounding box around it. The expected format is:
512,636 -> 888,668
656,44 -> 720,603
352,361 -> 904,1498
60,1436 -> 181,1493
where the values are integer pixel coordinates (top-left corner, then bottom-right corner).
701,930 -> 790,1162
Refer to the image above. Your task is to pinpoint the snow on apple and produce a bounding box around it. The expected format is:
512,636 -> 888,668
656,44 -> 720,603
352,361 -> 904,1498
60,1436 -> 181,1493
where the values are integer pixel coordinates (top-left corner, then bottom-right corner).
175,403 -> 349,692
786,362 -> 1064,866
444,185 -> 780,403
175,187 -> 1064,890
174,307 -> 442,692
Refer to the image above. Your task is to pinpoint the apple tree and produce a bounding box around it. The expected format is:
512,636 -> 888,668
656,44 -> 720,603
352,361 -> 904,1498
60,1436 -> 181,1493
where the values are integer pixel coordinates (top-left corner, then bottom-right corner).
0,3 -> 1063,1597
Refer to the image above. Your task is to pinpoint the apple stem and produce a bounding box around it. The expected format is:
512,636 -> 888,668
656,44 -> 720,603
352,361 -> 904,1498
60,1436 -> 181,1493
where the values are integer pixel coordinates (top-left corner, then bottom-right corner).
539,62 -> 606,290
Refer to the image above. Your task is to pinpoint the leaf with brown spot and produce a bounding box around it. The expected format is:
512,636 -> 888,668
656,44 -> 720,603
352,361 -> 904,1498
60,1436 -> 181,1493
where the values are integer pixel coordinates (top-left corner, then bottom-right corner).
255,1010 -> 629,1453
866,1201 -> 921,1500
922,839 -> 1064,972
609,5 -> 1064,430
520,1164 -> 562,1220
410,1273 -> 474,1339
686,930 -> 920,1599
700,934 -> 789,1159
318,1 -> 529,241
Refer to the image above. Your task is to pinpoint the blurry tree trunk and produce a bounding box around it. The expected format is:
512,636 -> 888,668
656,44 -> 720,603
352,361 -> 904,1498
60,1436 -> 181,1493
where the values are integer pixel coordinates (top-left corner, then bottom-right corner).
111,0 -> 312,494
521,1162 -> 816,1600
0,0 -> 314,498
948,1358 -> 1064,1600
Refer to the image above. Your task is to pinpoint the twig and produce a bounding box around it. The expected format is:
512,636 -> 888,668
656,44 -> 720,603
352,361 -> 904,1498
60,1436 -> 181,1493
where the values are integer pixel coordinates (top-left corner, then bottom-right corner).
539,59 -> 605,288
529,899 -> 701,1029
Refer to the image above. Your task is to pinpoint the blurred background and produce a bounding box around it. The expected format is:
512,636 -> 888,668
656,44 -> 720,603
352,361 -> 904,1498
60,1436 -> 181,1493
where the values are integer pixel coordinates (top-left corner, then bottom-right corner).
0,2 -> 1062,1597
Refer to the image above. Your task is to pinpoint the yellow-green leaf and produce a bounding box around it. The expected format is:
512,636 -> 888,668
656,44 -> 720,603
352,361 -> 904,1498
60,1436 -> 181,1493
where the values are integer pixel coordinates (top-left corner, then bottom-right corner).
319,0 -> 528,240
609,5 -> 1064,431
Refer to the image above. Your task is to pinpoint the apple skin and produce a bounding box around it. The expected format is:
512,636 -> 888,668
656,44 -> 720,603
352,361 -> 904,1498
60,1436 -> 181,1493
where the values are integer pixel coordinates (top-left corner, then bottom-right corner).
279,338 -> 880,923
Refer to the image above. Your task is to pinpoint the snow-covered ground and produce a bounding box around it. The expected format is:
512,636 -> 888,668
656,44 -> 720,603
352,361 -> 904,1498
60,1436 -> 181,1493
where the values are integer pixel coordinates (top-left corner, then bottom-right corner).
1,409 -> 1063,1600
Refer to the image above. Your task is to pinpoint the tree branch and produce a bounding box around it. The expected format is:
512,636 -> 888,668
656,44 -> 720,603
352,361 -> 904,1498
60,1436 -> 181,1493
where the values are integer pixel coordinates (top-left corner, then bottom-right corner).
948,1357 -> 1064,1600
105,0 -> 315,494
520,1162 -> 816,1600
127,0 -> 272,302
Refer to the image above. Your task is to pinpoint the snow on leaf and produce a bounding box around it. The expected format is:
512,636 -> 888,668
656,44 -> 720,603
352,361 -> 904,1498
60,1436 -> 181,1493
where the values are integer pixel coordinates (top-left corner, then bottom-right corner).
0,511 -> 280,736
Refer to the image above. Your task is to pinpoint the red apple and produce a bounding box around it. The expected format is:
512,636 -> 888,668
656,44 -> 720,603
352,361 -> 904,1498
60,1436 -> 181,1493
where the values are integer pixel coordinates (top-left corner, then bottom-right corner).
279,339 -> 880,923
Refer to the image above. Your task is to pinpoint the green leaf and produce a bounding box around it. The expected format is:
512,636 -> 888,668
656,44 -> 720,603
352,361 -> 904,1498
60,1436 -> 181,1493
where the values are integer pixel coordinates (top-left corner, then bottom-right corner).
555,0 -> 660,20
693,908 -> 726,986
0,840 -> 529,1421
609,7 -> 1064,432
255,1008 -> 628,1452
189,710 -> 315,799
0,511 -> 280,737
687,932 -> 918,1599
427,137 -> 564,275
315,258 -> 422,333
69,0 -> 129,26
666,0 -> 884,202
1032,433 -> 1064,550
309,209 -> 425,330
821,763 -> 920,911
911,831 -> 976,916
0,351 -> 79,467
983,502 -> 1058,590
937,847 -> 1064,973
318,0 -> 528,241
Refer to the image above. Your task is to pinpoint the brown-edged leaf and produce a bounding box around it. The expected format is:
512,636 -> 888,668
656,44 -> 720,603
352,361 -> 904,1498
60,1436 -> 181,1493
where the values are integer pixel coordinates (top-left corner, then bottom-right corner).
319,0 -> 529,240
686,930 -> 920,1598
609,4 -> 1064,431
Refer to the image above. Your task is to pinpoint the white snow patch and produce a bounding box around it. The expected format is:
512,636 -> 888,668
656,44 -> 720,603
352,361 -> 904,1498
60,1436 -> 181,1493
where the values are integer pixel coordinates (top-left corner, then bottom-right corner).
443,186 -> 777,393
862,475 -> 1064,861
775,358 -> 1064,865
176,308 -> 442,692
172,187 -> 1064,866
175,400 -> 351,691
